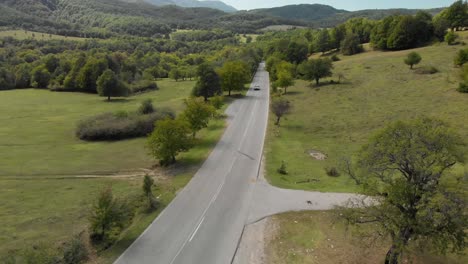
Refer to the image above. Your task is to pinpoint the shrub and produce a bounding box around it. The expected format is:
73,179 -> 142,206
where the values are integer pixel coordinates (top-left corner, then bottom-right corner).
414,66 -> 439,75
210,95 -> 224,110
325,167 -> 340,177
143,175 -> 158,210
404,52 -> 422,69
76,109 -> 174,141
445,31 -> 459,45
89,187 -> 133,247
331,54 -> 340,61
454,48 -> 468,66
138,99 -> 154,115
62,235 -> 89,264
277,160 -> 288,175
130,80 -> 158,94
458,81 -> 468,93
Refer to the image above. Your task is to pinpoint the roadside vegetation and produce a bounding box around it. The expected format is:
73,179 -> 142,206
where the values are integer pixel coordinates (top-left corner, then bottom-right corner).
267,211 -> 467,264
265,34 -> 468,193
262,2 -> 468,264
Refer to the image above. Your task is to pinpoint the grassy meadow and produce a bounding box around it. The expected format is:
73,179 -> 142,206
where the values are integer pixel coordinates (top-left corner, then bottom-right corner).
0,79 -> 193,176
0,30 -> 87,41
265,38 -> 468,193
0,79 -> 229,262
266,211 -> 468,264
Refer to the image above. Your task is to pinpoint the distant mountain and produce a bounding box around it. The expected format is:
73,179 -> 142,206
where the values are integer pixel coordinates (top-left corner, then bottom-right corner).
144,0 -> 237,13
0,0 -> 302,35
251,4 -> 445,27
252,4 -> 348,22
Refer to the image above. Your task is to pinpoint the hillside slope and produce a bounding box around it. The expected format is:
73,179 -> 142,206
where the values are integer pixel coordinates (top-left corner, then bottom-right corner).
252,4 -> 445,27
144,0 -> 237,13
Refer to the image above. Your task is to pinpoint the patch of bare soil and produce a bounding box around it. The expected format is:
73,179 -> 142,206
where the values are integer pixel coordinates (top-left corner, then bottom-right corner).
307,150 -> 327,160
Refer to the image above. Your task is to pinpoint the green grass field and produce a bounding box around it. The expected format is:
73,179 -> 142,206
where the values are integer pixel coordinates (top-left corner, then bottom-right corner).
267,211 -> 467,264
265,41 -> 468,193
0,30 -> 87,41
0,79 -> 194,176
0,79 -> 229,262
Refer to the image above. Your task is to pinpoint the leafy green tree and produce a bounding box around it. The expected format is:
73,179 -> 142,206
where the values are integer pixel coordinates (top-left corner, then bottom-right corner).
285,41 -> 308,64
31,65 -> 51,88
442,0 -> 468,30
339,118 -> 466,264
96,69 -> 128,101
0,67 -> 15,90
433,15 -> 451,40
217,61 -> 250,96
274,61 -> 295,94
14,63 -> 32,88
89,187 -> 130,245
330,24 -> 347,50
147,117 -> 193,166
192,63 -> 222,101
315,29 -> 331,54
182,97 -> 216,137
271,98 -> 291,126
445,31 -> 459,45
169,67 -> 182,82
44,55 -> 60,73
298,58 -> 333,85
404,52 -> 422,69
77,57 -> 108,93
341,32 -> 363,55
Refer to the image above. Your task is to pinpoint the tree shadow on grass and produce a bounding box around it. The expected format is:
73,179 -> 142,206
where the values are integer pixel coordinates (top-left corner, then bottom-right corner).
308,81 -> 350,89
104,98 -> 133,103
283,91 -> 303,96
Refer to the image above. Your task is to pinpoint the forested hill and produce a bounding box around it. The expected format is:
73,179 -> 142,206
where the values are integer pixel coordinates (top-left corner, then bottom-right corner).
143,0 -> 237,13
251,4 -> 446,27
0,0 -> 302,36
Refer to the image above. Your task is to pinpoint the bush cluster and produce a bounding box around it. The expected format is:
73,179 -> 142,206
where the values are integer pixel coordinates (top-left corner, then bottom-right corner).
76,109 -> 174,141
414,66 -> 439,75
129,80 -> 159,94
325,167 -> 341,177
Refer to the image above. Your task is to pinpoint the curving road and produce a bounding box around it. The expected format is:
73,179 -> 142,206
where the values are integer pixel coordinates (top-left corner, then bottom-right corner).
115,63 -> 270,264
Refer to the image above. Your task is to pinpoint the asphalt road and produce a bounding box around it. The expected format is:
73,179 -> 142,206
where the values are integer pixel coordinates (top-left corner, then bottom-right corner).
115,63 -> 270,264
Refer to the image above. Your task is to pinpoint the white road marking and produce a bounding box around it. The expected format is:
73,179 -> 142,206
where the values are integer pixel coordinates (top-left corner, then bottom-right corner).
189,217 -> 205,242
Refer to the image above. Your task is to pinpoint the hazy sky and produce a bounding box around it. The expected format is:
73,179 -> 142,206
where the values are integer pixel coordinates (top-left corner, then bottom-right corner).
221,0 -> 454,11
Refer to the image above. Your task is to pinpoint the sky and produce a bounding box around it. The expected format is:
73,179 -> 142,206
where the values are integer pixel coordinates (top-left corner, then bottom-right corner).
220,0 -> 454,11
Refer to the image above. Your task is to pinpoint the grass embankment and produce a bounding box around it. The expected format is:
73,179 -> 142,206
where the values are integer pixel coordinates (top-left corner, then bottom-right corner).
267,211 -> 467,264
265,41 -> 468,193
0,79 -> 228,262
0,30 -> 87,41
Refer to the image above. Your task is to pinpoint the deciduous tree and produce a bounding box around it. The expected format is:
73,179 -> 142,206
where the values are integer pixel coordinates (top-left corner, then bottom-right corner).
96,69 -> 128,101
271,98 -> 291,125
404,52 -> 422,69
218,61 -> 250,96
181,97 -> 215,137
192,63 -> 222,101
147,117 -> 193,166
339,118 -> 467,264
298,58 -> 333,85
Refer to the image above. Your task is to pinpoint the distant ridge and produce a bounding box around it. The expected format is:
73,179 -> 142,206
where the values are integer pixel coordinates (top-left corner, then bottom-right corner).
251,4 -> 445,27
144,0 -> 237,13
